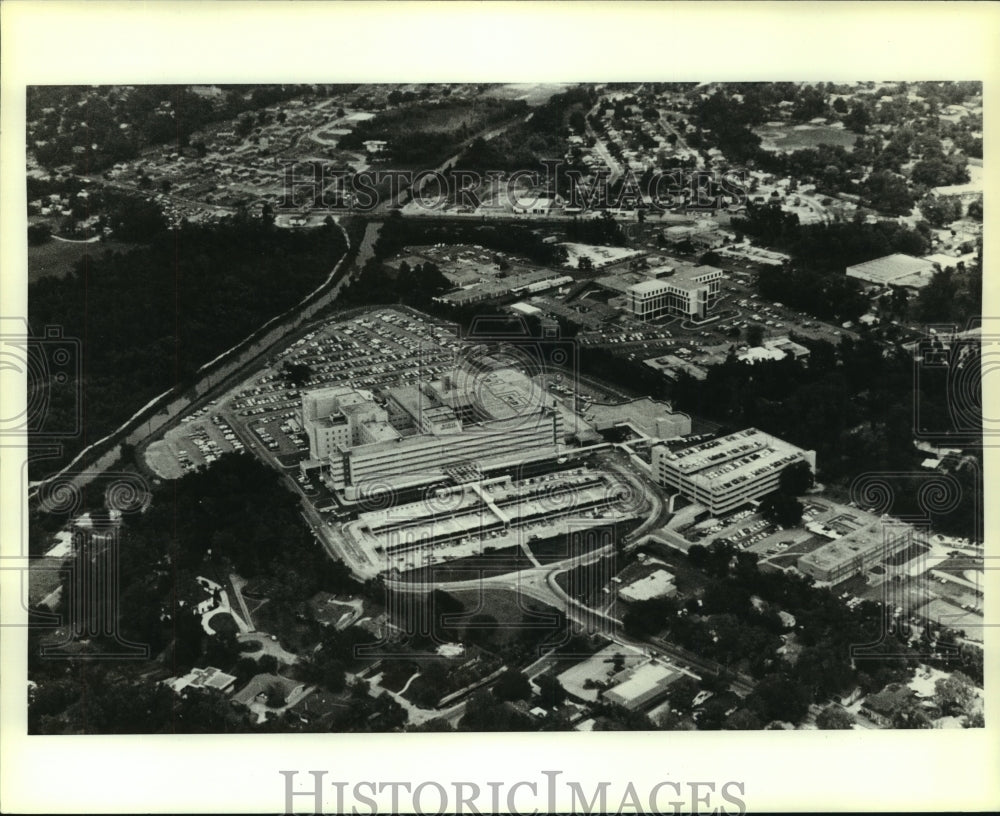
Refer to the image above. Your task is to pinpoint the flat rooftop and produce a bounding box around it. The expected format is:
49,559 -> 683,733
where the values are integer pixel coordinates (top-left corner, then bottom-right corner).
661,428 -> 806,482
798,519 -> 912,572
360,420 -> 401,443
619,569 -> 676,602
847,253 -> 935,287
606,663 -> 680,703
629,263 -> 722,294
584,397 -> 687,436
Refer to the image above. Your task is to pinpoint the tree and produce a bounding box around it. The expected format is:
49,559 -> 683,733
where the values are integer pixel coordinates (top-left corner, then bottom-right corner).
747,673 -> 811,724
665,676 -> 700,713
282,361 -> 313,387
27,223 -> 52,246
746,324 -> 765,347
265,683 -> 288,708
779,460 -> 814,496
920,195 -> 962,228
492,669 -> 532,702
724,708 -> 764,730
916,267 -> 959,323
460,689 -> 532,731
816,705 -> 855,730
536,675 -> 566,709
933,671 -> 976,717
760,492 -> 804,528
861,170 -> 914,217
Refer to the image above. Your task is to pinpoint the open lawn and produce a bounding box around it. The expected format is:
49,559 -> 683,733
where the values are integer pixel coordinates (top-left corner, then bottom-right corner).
753,122 -> 857,153
527,528 -> 612,565
28,239 -> 137,282
447,586 -> 563,649
397,546 -> 532,582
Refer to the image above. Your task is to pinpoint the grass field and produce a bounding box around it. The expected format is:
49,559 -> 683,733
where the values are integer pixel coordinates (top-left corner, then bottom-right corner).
28,238 -> 138,282
397,546 -> 531,582
447,586 -> 563,647
753,122 -> 857,153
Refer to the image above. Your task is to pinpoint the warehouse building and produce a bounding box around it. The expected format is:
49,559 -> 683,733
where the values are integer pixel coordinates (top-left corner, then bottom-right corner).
846,254 -> 936,291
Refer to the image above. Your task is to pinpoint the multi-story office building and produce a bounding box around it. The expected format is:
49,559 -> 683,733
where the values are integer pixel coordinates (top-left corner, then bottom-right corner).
797,519 -> 914,585
625,264 -> 723,321
651,427 -> 816,516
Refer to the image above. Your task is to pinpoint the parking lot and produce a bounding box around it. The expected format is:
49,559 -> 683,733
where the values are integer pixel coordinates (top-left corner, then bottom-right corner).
233,308 -> 466,456
675,498 -> 836,565
146,305 -> 622,489
146,405 -> 246,478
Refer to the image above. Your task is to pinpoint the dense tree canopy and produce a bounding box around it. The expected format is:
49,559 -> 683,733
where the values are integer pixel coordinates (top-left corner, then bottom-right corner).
28,215 -> 347,477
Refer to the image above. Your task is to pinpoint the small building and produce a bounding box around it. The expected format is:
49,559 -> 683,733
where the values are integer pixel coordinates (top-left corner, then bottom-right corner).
509,301 -> 543,318
164,666 -> 237,695
512,194 -> 562,215
797,518 -> 914,585
737,337 -> 810,364
232,673 -> 309,710
619,569 -> 677,603
603,663 -> 681,711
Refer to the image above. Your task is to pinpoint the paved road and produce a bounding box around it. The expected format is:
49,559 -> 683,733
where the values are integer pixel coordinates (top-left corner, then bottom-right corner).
657,110 -> 702,168
378,111 -> 535,215
585,100 -> 625,186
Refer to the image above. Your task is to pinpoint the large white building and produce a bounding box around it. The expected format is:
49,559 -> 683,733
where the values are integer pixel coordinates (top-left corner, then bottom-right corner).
846,254 -> 936,291
625,264 -> 723,320
301,386 -> 398,459
652,427 -> 816,516
307,369 -> 565,500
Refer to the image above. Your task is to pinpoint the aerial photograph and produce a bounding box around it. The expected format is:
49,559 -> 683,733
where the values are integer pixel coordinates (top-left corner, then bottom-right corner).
23,81 -> 985,735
